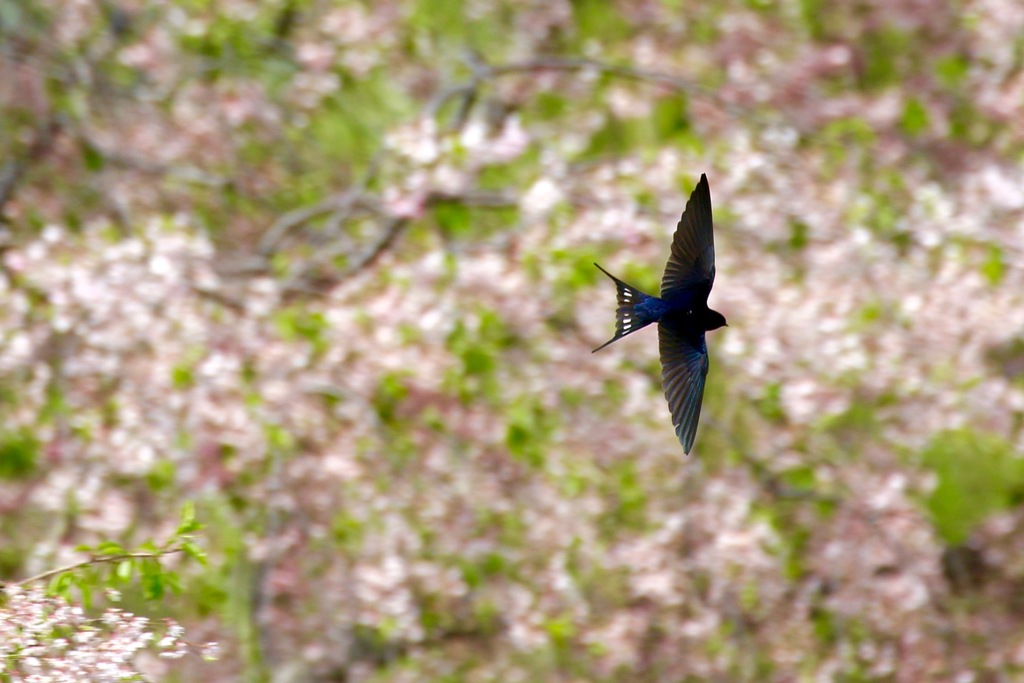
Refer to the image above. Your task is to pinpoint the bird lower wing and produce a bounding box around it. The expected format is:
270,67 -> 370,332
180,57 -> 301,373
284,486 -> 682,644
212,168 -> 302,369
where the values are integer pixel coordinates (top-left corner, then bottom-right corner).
658,321 -> 710,454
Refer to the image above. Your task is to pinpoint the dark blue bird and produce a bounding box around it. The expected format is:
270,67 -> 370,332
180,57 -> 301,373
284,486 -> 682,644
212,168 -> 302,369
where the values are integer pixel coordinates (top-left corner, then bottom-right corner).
593,173 -> 726,454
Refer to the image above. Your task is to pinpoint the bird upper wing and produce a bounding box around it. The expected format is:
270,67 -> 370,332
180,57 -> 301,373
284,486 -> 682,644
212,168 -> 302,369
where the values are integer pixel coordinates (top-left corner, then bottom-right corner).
658,319 -> 710,454
661,173 -> 716,299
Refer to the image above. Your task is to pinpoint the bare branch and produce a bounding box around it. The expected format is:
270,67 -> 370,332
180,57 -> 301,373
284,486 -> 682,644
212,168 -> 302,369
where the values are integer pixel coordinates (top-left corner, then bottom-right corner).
259,191 -> 365,256
279,188 -> 519,295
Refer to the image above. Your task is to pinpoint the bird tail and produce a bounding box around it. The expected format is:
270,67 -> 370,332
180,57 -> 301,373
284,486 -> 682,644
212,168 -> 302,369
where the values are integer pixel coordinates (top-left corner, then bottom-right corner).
592,263 -> 657,352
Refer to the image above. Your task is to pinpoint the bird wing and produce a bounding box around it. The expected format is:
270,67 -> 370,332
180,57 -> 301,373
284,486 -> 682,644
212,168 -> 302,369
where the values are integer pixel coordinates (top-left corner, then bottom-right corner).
661,173 -> 716,299
658,319 -> 710,454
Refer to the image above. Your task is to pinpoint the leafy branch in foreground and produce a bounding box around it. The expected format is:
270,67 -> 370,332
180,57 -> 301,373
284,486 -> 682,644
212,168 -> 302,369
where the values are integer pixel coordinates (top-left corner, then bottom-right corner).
0,502 -> 218,680
11,501 -> 208,604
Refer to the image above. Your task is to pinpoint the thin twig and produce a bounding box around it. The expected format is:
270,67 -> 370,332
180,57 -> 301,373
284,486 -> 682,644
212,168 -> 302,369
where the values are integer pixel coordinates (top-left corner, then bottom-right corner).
259,191 -> 362,255
8,547 -> 185,589
259,152 -> 385,257
277,189 -> 518,294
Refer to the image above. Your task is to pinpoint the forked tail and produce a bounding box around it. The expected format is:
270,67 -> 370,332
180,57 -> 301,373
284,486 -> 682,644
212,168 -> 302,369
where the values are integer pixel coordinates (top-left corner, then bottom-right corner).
592,263 -> 657,352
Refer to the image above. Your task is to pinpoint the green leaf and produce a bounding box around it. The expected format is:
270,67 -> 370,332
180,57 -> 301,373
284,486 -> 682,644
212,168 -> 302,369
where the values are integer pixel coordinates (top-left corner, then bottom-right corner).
141,560 -> 165,600
96,541 -> 125,556
861,27 -> 911,90
177,500 -> 200,535
264,423 -> 295,452
544,614 -> 576,646
900,98 -> 930,136
163,570 -> 184,594
0,429 -> 40,480
535,92 -> 568,120
433,202 -> 472,238
461,346 -> 495,376
182,542 -> 208,566
756,383 -> 786,422
504,399 -> 553,468
145,459 -> 176,493
138,539 -> 160,553
934,54 -> 969,88
171,363 -> 195,389
273,307 -> 330,354
580,115 -> 630,159
921,429 -> 1024,544
116,559 -> 134,582
651,95 -> 690,141
799,0 -> 827,39
49,571 -> 75,597
788,219 -> 810,251
81,141 -> 105,171
982,244 -> 1006,285
571,0 -> 628,42
373,372 -> 410,425
78,579 -> 93,610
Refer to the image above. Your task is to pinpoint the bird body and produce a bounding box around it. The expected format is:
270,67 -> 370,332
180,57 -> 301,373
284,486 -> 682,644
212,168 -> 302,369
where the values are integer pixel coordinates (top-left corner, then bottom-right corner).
593,173 -> 726,454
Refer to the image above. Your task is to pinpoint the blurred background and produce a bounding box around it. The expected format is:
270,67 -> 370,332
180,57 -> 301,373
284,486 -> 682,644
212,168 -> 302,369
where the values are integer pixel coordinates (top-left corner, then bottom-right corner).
3,0 -> 1024,680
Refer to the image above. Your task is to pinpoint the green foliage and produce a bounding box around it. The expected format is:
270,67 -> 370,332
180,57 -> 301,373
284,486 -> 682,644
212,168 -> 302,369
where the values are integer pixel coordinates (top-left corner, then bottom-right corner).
505,397 -> 556,468
571,0 -> 629,44
899,97 -> 930,137
171,363 -> 196,389
935,54 -> 970,89
36,502 -> 209,609
788,219 -> 810,251
80,140 -> 105,172
651,95 -> 692,143
331,511 -> 366,551
860,27 -> 914,90
432,201 -> 473,238
0,428 -> 40,480
459,551 -> 509,590
797,0 -> 827,40
374,371 -> 411,425
579,114 -> 632,160
817,401 -> 879,440
600,461 -> 648,532
920,430 -> 1024,545
409,0 -> 467,40
176,4 -> 290,79
819,116 -> 877,171
755,383 -> 786,422
551,248 -> 602,295
948,100 -> 996,146
146,459 -> 178,492
534,92 -> 569,121
273,306 -> 330,356
444,308 -> 520,404
982,244 -> 1006,285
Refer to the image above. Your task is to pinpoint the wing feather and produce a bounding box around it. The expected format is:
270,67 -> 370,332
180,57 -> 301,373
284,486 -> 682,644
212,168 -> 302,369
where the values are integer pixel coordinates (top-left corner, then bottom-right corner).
658,320 -> 710,454
661,173 -> 716,299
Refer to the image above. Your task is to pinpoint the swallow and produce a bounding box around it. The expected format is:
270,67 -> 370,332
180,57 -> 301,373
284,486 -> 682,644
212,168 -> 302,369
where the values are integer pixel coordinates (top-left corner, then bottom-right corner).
593,173 -> 726,454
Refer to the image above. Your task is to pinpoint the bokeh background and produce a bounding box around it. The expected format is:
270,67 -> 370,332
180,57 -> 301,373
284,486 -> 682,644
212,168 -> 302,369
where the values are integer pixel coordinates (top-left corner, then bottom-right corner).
3,0 -> 1024,680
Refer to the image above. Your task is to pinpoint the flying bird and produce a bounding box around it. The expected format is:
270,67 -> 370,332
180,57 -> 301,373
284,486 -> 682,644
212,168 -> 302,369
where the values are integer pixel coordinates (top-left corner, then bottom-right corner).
593,173 -> 726,454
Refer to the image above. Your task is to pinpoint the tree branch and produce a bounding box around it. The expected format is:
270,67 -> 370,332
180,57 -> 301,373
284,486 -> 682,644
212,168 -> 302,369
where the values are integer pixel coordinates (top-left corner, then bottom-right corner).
7,547 -> 185,589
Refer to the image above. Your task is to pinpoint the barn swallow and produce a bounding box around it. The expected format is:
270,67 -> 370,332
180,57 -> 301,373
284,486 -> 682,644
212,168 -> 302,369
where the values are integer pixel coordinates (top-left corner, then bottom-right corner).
593,173 -> 726,454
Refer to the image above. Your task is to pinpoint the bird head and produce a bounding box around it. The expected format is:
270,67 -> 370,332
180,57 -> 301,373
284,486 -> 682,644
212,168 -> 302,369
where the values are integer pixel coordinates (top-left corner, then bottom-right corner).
705,309 -> 728,331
